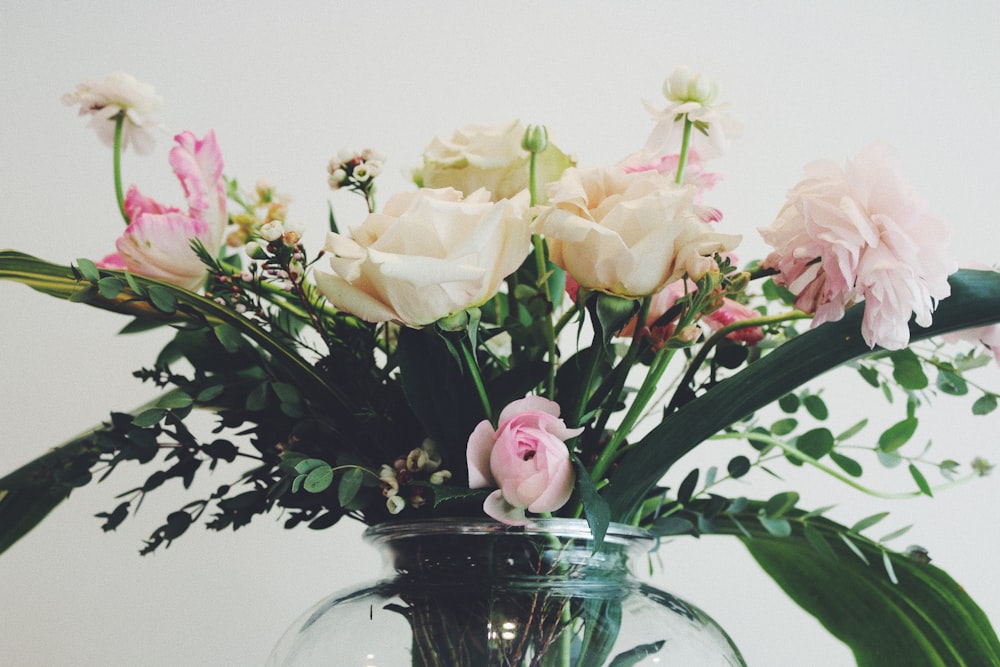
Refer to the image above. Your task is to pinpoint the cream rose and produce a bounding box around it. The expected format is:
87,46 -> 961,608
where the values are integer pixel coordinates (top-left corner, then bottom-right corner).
533,166 -> 740,297
315,187 -> 531,327
416,120 -> 574,201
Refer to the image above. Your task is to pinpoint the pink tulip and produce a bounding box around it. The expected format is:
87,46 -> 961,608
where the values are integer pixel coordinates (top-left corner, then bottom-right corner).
467,396 -> 581,525
99,131 -> 226,291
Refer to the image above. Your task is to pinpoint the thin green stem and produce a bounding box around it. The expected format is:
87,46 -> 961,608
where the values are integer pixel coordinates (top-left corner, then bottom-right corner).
674,116 -> 694,185
461,339 -> 493,423
666,310 -> 812,412
112,113 -> 129,225
713,431 -> 975,499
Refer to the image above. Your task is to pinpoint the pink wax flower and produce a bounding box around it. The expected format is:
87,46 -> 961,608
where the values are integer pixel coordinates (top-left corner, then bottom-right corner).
98,131 -> 227,291
759,143 -> 956,350
467,396 -> 582,525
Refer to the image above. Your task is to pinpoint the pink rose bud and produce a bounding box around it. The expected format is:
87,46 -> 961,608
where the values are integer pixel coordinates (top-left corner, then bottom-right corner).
466,396 -> 582,525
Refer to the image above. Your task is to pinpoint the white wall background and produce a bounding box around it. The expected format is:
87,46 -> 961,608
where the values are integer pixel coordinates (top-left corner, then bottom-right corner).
2,2 -> 999,665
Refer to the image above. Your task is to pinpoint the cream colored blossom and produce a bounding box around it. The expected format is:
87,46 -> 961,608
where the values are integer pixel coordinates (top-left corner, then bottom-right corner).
533,167 -> 740,297
316,187 -> 531,327
63,72 -> 163,154
416,120 -> 573,201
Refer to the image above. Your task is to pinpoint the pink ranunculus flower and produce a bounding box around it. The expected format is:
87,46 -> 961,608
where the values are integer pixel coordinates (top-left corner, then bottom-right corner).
467,396 -> 582,525
759,143 -> 956,350
98,131 -> 227,291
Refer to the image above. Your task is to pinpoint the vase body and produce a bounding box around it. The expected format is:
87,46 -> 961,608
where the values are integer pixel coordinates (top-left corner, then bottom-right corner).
267,518 -> 745,666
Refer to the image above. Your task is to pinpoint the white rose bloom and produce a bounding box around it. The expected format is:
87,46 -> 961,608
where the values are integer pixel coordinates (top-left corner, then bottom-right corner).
533,167 -> 740,297
418,120 -> 573,201
62,72 -> 163,155
316,187 -> 531,327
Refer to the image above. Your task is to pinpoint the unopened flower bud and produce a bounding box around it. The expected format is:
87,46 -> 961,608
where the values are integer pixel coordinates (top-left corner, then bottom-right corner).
429,470 -> 452,485
677,324 -> 702,343
663,66 -> 720,106
245,241 -> 268,260
728,271 -> 751,294
406,448 -> 428,472
521,124 -> 549,154
386,495 -> 406,514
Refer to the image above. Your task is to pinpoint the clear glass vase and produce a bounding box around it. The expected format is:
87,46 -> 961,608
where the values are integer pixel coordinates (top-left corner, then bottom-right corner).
267,518 -> 745,666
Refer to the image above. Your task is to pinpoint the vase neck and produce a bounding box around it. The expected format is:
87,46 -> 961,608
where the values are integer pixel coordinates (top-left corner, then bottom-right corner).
365,518 -> 652,582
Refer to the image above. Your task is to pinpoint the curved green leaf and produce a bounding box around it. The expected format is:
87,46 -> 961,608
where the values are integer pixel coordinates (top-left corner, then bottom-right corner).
708,504 -> 1000,666
0,250 -> 354,421
606,269 -> 1000,520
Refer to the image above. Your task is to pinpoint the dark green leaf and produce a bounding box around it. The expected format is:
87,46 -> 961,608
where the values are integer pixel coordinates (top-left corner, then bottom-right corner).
294,458 -> 329,475
803,394 -> 829,420
196,385 -> 225,402
764,491 -> 799,518
677,468 -> 699,505
936,369 -> 969,395
803,524 -> 837,561
727,455 -> 751,479
157,393 -> 193,409
732,503 -> 1000,667
758,515 -> 792,537
909,464 -> 933,497
973,394 -> 998,416
890,349 -> 928,389
836,418 -> 868,442
573,457 -> 610,552
796,428 -> 834,459
650,516 -> 695,536
878,418 -> 918,453
850,512 -> 890,533
75,257 -> 100,282
778,393 -> 800,413
131,408 -> 166,427
856,364 -> 880,388
303,466 -> 334,493
97,276 -> 123,298
830,452 -> 863,477
146,284 -> 178,314
770,417 -> 798,436
337,468 -> 364,507
214,324 -> 244,353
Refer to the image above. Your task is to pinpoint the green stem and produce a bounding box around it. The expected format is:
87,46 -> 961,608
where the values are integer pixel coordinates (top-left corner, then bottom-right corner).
713,431 -> 974,499
113,113 -> 129,225
461,339 -> 493,423
674,116 -> 694,185
666,310 -> 812,412
527,147 -> 558,399
585,296 -> 653,429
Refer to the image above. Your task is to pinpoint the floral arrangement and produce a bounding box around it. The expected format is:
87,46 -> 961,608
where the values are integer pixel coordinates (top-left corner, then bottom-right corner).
2,67 -> 1000,664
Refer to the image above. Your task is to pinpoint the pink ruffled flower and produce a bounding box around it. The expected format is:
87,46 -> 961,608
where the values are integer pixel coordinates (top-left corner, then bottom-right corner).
467,396 -> 582,525
704,298 -> 764,344
98,131 -> 227,291
759,143 -> 956,350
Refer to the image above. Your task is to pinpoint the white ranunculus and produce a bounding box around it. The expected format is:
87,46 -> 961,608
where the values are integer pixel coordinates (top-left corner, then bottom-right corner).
316,187 -> 531,327
62,72 -> 163,155
533,166 -> 740,297
416,120 -> 573,201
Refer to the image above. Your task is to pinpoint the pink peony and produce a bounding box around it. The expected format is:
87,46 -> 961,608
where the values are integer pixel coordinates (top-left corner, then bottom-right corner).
759,143 -> 956,349
98,131 -> 227,291
467,396 -> 582,525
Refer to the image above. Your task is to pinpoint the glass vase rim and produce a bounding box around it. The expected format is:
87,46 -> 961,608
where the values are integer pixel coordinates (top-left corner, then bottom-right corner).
363,517 -> 653,547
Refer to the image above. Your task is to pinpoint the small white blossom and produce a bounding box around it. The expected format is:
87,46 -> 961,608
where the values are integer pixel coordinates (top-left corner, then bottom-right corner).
386,495 -> 406,514
62,72 -> 163,155
259,220 -> 284,242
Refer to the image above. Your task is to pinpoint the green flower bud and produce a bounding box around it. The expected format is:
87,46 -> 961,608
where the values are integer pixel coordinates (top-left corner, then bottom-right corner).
521,124 -> 549,154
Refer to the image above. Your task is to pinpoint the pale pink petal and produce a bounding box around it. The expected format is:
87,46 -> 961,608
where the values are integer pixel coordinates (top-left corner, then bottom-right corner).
168,131 -> 227,254
466,420 -> 498,489
116,213 -> 212,290
96,252 -> 127,270
482,489 -> 530,526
